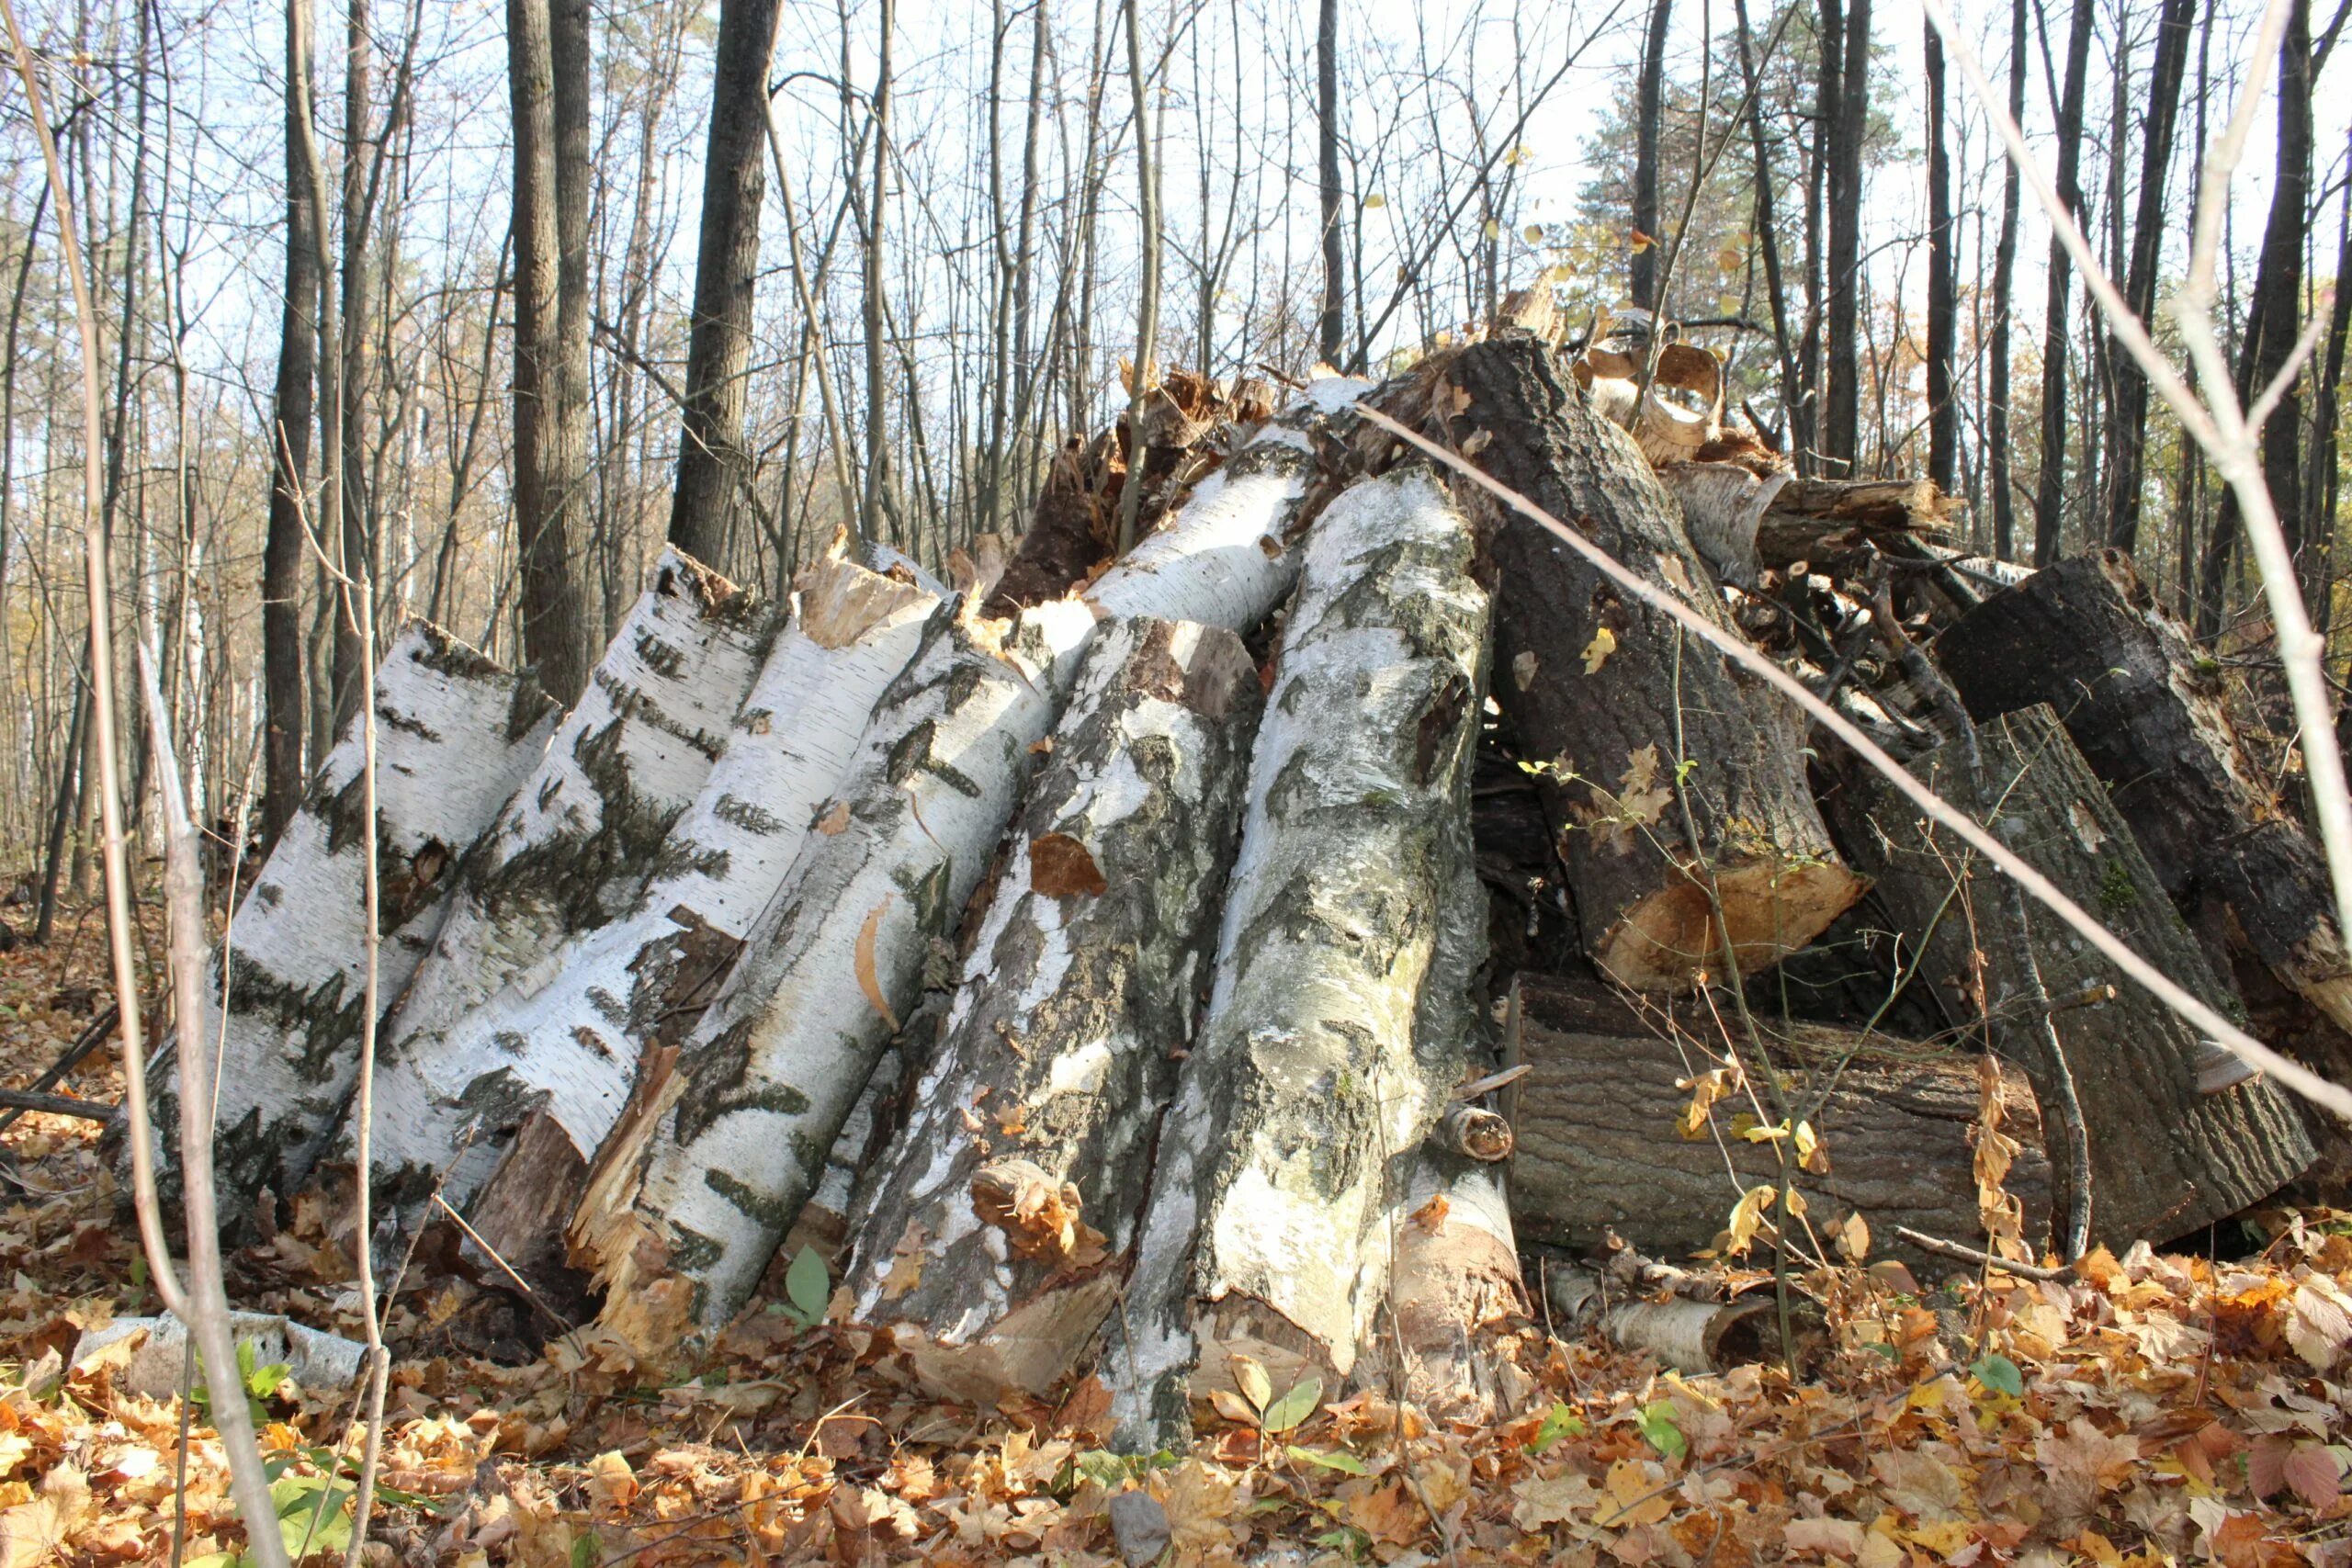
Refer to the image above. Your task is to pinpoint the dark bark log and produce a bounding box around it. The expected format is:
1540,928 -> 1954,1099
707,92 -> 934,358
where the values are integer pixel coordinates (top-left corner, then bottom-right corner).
667,0 -> 783,564
1937,550 -> 2352,1174
1822,0 -> 1871,471
2031,0 -> 2096,567
842,617 -> 1261,1404
1424,338 -> 1865,990
1923,20 -> 1958,493
1632,0 -> 1671,312
1505,976 -> 2052,1266
1107,467 -> 1492,1449
1817,703 -> 2313,1243
1315,0 -> 1343,365
265,0 -> 322,848
1752,476 -> 1956,569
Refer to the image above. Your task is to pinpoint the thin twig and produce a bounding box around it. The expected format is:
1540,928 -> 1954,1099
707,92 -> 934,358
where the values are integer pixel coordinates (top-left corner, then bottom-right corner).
1893,1225 -> 2074,1282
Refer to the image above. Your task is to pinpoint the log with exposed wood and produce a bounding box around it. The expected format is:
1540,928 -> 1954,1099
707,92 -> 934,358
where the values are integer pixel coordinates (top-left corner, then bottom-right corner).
149,624 -> 560,1222
365,544 -> 941,1292
1411,335 -> 1866,990
567,379 -> 1361,1354
1502,976 -> 2053,1265
339,551 -> 770,1206
1934,550 -> 2352,1118
1817,703 -> 2313,1243
841,615 -> 1262,1404
1106,465 -> 1495,1450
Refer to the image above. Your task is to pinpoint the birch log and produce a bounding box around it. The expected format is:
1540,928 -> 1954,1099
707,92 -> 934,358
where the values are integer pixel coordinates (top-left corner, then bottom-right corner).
569,380 -> 1365,1353
842,616 -> 1262,1403
1107,465 -> 1491,1450
161,624 -> 558,1216
366,547 -> 938,1250
1423,337 -> 1866,990
345,551 -> 767,1199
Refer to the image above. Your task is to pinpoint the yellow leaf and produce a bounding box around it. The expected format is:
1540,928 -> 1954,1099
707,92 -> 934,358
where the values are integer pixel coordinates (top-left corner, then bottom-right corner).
1208,1388 -> 1261,1427
855,897 -> 899,1032
1629,227 -> 1657,254
1483,218 -> 1501,240
1838,1210 -> 1871,1262
1231,1353 -> 1273,1414
1795,1119 -> 1828,1173
1724,1185 -> 1776,1258
1524,224 -> 1546,244
1581,625 -> 1618,674
1363,192 -> 1386,209
1599,1458 -> 1673,1527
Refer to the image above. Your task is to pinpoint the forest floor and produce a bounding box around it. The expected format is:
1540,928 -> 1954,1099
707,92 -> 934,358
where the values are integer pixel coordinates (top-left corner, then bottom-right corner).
1,905 -> 2350,1566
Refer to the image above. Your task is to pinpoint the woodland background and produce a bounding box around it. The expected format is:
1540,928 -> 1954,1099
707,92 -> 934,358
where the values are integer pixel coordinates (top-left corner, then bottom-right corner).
0,0 -> 2336,902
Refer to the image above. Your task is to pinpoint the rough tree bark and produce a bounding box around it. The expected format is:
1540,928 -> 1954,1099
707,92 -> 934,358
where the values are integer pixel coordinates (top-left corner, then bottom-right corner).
2030,0 -> 2095,567
667,0 -> 784,564
1504,977 -> 2052,1264
1429,337 -> 1864,988
351,552 -> 767,1198
368,547 -> 938,1255
1822,0 -> 1871,472
1819,704 -> 2313,1242
1923,17 -> 1957,493
569,387 -> 1344,1351
1986,0 -> 2027,560
1631,0 -> 1671,313
158,625 -> 557,1219
1936,551 -> 2352,1151
842,616 -> 1262,1403
1107,465 -> 1491,1450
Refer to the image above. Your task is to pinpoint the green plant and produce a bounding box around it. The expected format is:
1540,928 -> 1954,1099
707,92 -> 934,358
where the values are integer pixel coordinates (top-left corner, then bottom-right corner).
775,1246 -> 831,1331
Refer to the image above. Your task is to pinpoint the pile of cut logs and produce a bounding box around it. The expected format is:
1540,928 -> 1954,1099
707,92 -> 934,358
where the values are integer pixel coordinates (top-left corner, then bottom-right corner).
130,321 -> 2346,1442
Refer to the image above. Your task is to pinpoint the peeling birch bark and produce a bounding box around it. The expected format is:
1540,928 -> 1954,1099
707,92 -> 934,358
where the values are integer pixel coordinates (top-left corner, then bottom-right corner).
156,623 -> 557,1217
1106,466 -> 1491,1450
568,596 -> 1099,1350
842,616 -> 1263,1403
345,551 -> 766,1194
1363,1153 -> 1525,1419
362,548 -> 936,1242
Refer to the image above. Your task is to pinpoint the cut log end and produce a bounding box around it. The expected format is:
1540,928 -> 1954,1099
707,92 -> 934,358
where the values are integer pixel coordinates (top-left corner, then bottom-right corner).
1595,857 -> 1867,991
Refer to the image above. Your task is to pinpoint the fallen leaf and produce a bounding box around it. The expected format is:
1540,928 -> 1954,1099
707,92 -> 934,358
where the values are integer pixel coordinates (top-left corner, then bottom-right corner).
855,897 -> 899,1031
1871,1447 -> 1964,1521
1581,625 -> 1618,674
2287,1276 -> 2351,1371
1599,1458 -> 1672,1527
1510,1470 -> 1600,1529
1411,1193 -> 1451,1233
1512,650 -> 1537,690
1784,1516 -> 1865,1558
2282,1442 -> 2344,1508
1030,833 -> 1109,897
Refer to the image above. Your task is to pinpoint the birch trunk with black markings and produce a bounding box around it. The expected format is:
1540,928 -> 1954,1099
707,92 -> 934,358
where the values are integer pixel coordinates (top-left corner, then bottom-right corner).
1503,977 -> 2053,1265
1107,466 -> 1491,1450
368,547 -> 938,1263
1817,704 -> 2313,1242
153,624 -> 558,1220
346,551 -> 766,1193
842,616 -> 1262,1403
1422,338 -> 1865,990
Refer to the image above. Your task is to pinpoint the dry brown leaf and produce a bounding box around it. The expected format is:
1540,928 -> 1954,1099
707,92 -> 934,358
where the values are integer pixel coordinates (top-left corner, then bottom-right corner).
855,897 -> 899,1032
1029,832 -> 1109,897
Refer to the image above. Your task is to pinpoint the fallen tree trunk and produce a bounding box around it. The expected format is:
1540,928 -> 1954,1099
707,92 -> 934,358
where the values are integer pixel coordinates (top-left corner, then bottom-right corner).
1935,549 -> 2352,1101
343,551 -> 768,1199
1422,337 -> 1865,990
842,616 -> 1262,1404
1374,1151 -> 1526,1417
364,547 -> 939,1255
1502,976 -> 2053,1264
161,623 -> 558,1218
568,381 -> 1360,1354
1107,465 -> 1492,1450
1817,704 -> 2313,1243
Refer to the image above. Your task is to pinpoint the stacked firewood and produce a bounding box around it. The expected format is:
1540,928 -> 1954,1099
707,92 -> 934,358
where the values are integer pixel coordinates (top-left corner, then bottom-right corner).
131,318 -> 2346,1441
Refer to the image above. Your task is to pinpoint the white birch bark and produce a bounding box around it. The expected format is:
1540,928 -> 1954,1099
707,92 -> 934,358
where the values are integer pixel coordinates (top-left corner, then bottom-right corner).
345,550 -> 767,1196
159,622 -> 558,1215
365,547 -> 939,1213
1105,466 -> 1492,1449
842,616 -> 1263,1402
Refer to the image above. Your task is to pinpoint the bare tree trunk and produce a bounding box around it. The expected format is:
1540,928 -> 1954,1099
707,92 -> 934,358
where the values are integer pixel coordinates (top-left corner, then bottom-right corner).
859,0 -> 897,547
333,0 -> 373,730
1923,17 -> 1957,492
1821,0 -> 1869,471
507,0 -> 593,704
265,0 -> 323,846
1631,0 -> 1671,313
2030,0 -> 2094,568
1316,0 -> 1343,363
667,0 -> 783,565
1984,0 -> 2026,558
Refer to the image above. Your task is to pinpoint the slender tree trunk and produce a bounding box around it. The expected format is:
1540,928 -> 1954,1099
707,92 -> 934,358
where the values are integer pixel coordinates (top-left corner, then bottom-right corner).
2102,0 -> 2194,551
1923,19 -> 1957,491
859,0 -> 897,547
265,0 -> 323,845
2030,0 -> 2094,568
1316,0 -> 1344,363
333,0 -> 372,729
507,0 -> 593,703
1632,0 -> 1672,313
1733,0 -> 1797,453
1985,0 -> 2026,560
667,0 -> 783,565
1115,0 -> 1162,554
1822,0 -> 1870,471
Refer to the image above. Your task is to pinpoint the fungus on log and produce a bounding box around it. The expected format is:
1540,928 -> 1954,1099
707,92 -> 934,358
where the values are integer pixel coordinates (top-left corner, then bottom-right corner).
1818,704 -> 2313,1242
843,616 -> 1263,1404
165,624 -> 558,1220
1422,336 -> 1864,989
1502,976 -> 2052,1265
1107,465 -> 1492,1450
370,546 -> 939,1272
